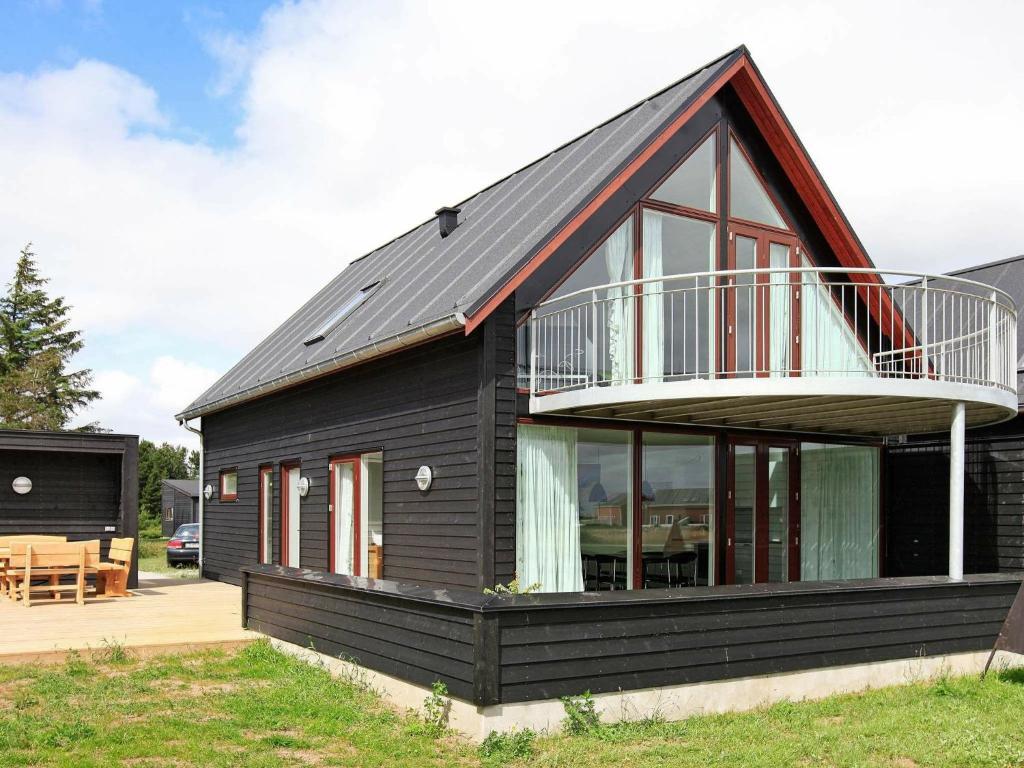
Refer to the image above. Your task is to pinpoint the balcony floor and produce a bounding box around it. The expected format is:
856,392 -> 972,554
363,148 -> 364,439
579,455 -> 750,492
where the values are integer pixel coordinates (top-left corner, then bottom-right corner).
530,377 -> 1018,436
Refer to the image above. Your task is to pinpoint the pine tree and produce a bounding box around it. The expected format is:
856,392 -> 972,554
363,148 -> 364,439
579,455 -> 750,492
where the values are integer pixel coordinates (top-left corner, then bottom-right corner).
0,244 -> 99,429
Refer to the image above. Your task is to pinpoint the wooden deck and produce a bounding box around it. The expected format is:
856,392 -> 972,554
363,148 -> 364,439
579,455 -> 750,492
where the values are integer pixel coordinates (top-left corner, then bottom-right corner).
0,573 -> 255,664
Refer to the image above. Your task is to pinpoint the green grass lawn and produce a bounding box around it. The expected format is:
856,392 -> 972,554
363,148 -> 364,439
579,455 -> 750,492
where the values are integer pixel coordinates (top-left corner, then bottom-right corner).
0,641 -> 1021,767
136,537 -> 199,578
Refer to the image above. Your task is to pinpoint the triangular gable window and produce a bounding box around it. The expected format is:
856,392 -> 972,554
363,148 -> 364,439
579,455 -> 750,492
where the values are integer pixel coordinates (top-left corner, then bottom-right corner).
729,136 -> 787,229
649,133 -> 716,212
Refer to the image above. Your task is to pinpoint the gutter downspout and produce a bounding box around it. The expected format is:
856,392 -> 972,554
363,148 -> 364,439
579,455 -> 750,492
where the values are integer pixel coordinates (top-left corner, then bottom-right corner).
179,417 -> 204,575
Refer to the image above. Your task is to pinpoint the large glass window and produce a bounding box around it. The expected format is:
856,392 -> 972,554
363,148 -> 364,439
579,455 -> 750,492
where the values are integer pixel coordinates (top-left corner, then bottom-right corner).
649,133 -> 716,212
517,424 -> 632,592
800,443 -> 880,580
640,433 -> 715,588
729,136 -> 787,229
642,210 -> 716,381
528,218 -> 635,390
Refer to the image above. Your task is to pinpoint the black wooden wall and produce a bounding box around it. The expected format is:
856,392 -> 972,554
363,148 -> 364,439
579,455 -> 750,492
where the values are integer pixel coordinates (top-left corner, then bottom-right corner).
202,321 -> 514,589
161,486 -> 198,537
885,414 -> 1024,576
0,431 -> 139,587
243,564 -> 1021,706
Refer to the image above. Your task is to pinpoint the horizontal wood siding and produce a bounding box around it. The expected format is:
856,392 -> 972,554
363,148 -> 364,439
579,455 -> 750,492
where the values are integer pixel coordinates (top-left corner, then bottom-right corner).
886,416 -> 1024,576
162,488 -> 198,537
243,565 -> 1019,706
494,577 -> 1019,702
0,432 -> 138,588
244,567 -> 478,700
202,333 -> 484,588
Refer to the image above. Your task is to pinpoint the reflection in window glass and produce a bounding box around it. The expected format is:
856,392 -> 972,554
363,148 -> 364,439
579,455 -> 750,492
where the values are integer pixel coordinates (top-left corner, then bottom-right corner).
649,133 -> 717,212
530,218 -> 634,390
516,425 -> 631,592
730,136 -> 787,229
641,433 -> 715,588
577,429 -> 633,591
642,210 -> 716,382
732,445 -> 756,584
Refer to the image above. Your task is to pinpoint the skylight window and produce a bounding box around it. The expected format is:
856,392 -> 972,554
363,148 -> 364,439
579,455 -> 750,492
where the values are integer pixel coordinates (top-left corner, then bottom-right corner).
304,280 -> 382,346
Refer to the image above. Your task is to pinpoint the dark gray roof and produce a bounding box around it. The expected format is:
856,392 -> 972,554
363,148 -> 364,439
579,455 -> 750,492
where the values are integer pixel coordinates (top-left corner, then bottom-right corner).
178,48 -> 744,419
943,255 -> 1024,399
902,254 -> 1024,401
162,478 -> 200,498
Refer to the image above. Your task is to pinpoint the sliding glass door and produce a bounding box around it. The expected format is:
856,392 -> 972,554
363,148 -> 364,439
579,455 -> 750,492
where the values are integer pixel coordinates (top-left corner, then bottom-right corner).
725,439 -> 798,584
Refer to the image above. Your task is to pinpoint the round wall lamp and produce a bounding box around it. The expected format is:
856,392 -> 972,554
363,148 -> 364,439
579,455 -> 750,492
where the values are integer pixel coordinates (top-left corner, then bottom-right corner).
297,477 -> 311,497
203,484 -> 213,500
12,476 -> 32,495
415,465 -> 433,492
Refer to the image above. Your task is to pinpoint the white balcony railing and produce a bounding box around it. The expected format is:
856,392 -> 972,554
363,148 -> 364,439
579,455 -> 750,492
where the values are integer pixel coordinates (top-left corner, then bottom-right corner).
524,267 -> 1017,397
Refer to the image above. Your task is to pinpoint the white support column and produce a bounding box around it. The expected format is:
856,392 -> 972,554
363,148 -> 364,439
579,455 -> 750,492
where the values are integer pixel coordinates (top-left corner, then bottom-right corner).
948,401 -> 966,581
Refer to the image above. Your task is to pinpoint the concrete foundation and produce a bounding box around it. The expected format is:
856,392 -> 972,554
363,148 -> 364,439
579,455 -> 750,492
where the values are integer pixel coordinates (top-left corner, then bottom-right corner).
267,637 -> 1023,741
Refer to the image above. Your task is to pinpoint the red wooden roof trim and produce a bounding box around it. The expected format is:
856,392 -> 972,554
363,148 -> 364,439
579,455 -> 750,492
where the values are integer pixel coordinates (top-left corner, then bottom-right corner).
465,53 -> 915,350
463,56 -> 746,334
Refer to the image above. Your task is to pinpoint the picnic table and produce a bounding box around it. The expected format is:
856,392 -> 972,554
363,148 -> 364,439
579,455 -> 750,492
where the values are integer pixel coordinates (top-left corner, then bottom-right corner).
0,537 -> 134,606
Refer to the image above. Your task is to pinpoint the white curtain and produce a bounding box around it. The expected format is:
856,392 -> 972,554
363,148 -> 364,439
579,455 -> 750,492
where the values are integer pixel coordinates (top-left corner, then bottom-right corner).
334,463 -> 355,575
642,211 -> 664,382
604,220 -> 634,384
516,425 -> 583,593
801,259 -> 873,377
769,247 -> 790,377
801,443 -> 879,580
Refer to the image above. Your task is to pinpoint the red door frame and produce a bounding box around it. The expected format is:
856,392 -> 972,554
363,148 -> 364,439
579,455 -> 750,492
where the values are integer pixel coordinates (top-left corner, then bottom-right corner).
725,437 -> 800,584
328,456 -> 362,576
726,223 -> 802,377
280,463 -> 300,568
257,465 -> 272,564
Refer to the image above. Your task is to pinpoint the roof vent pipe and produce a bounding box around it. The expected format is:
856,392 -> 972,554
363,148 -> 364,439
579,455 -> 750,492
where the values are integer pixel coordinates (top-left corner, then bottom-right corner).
435,206 -> 461,238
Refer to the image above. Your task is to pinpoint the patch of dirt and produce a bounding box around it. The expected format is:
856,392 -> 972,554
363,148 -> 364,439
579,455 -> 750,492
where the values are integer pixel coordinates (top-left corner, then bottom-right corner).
816,716 -> 845,726
890,759 -> 919,768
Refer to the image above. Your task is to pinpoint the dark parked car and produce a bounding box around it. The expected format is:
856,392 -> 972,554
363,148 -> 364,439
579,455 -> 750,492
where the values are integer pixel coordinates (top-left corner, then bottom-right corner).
166,523 -> 199,566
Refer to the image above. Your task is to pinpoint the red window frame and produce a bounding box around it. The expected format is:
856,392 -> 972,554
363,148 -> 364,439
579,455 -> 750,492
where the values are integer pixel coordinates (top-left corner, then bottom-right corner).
219,469 -> 238,502
328,456 -> 363,576
280,463 -> 300,567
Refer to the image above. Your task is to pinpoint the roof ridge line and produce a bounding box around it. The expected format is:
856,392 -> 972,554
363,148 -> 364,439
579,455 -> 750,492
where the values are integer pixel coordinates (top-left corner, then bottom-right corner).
348,46 -> 746,267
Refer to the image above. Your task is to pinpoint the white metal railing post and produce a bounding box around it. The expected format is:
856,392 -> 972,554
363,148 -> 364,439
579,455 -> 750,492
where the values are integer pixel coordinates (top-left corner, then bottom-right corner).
591,290 -> 598,387
529,309 -> 538,401
919,276 -> 928,378
988,290 -> 999,387
948,401 -> 966,581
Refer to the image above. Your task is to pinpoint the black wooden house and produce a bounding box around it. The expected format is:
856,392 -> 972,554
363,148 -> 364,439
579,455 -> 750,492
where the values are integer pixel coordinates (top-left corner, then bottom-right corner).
161,478 -> 199,537
177,48 -> 1022,732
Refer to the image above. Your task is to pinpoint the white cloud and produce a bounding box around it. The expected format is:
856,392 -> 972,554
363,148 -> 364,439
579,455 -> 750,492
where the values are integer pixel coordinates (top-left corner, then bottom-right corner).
78,356 -> 218,447
0,0 -> 1022,440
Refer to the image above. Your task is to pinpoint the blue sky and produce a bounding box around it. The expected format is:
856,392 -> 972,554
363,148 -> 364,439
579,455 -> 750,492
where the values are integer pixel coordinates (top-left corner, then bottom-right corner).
1,0 -> 266,147
0,1 -> 1021,446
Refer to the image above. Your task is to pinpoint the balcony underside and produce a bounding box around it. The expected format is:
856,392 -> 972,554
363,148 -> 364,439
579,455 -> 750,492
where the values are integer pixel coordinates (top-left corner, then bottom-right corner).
529,378 -> 1019,436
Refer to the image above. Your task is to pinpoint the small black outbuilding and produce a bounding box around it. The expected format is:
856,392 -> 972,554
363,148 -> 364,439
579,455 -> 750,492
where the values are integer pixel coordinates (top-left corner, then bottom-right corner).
0,429 -> 139,588
161,478 -> 200,537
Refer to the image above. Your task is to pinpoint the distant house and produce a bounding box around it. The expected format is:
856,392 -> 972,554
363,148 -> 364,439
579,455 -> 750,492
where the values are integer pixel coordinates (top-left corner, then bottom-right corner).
176,46 -> 1022,734
161,478 -> 200,537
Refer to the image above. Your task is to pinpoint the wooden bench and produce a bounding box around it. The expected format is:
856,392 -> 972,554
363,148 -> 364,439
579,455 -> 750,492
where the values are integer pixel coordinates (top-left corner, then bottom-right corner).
88,538 -> 134,598
0,536 -> 67,600
7,540 -> 100,607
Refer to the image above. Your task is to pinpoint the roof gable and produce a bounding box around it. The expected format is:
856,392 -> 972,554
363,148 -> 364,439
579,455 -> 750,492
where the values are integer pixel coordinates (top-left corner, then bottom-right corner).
180,45 -> 875,420
179,49 -> 742,419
